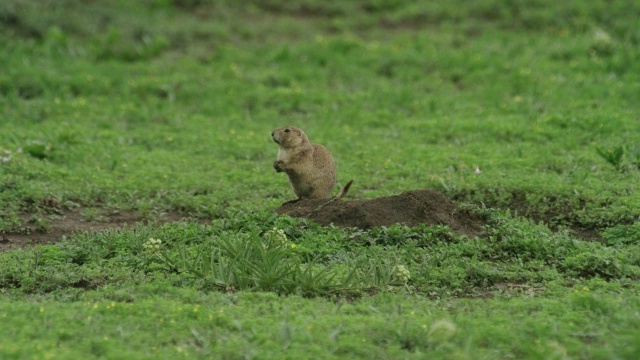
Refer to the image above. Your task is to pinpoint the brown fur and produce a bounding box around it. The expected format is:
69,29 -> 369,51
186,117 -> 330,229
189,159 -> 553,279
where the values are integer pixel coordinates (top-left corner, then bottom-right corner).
272,126 -> 348,201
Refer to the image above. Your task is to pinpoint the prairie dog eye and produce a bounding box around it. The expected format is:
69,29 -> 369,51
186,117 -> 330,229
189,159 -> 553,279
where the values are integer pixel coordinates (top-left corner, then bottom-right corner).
284,129 -> 291,133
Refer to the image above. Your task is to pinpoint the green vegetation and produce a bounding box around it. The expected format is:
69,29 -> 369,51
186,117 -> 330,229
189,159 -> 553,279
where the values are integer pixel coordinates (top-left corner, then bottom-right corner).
1,0 -> 639,358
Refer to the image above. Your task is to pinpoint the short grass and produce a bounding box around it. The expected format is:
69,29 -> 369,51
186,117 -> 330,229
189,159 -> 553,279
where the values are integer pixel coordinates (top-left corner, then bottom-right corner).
1,0 -> 640,358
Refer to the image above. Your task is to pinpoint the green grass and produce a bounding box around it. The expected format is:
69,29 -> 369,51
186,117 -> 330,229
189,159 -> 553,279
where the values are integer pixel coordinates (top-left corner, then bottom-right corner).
2,290 -> 639,359
1,0 -> 640,358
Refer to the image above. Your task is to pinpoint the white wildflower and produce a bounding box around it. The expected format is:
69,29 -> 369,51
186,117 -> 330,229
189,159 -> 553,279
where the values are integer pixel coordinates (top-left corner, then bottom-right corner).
265,228 -> 288,247
427,319 -> 457,345
142,238 -> 163,253
394,265 -> 411,284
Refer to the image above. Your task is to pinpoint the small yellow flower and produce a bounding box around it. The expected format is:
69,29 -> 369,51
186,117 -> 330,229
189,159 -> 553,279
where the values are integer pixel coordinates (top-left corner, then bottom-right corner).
290,243 -> 296,249
39,307 -> 45,313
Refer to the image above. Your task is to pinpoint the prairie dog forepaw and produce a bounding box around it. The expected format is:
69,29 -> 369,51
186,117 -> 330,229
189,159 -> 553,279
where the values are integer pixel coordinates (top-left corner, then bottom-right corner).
273,160 -> 285,173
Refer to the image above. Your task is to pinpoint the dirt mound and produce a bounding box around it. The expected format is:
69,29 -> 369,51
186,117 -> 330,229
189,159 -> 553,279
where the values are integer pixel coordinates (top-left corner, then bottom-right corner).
276,189 -> 485,238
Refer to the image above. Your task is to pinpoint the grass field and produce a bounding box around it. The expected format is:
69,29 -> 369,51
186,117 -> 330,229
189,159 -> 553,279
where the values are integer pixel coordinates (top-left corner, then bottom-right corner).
1,0 -> 640,358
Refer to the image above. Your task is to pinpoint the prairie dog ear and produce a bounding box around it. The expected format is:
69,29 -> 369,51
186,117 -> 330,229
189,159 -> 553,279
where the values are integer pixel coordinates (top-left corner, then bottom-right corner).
289,128 -> 300,137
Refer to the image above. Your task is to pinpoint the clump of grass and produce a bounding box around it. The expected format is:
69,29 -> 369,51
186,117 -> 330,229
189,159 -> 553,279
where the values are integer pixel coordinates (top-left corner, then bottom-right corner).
596,145 -> 624,171
28,215 -> 52,233
157,228 -> 401,297
80,208 -> 107,222
601,222 -> 640,246
595,144 -> 640,172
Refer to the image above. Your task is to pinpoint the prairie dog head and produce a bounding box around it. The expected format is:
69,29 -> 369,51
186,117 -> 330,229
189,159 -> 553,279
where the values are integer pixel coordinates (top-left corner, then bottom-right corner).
271,126 -> 309,149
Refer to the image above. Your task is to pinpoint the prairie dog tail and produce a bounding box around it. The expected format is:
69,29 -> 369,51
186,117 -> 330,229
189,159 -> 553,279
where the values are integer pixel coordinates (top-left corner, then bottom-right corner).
336,180 -> 354,200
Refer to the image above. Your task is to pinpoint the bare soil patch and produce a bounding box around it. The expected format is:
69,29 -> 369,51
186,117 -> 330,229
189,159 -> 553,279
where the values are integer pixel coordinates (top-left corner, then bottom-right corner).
276,189 -> 486,238
0,209 -> 196,252
2,189 -> 607,252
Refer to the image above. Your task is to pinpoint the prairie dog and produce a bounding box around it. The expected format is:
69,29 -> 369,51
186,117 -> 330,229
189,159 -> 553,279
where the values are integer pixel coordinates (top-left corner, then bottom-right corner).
271,126 -> 352,201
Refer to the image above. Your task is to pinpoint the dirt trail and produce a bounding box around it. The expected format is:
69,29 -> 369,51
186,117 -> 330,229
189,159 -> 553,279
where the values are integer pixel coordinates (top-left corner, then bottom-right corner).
0,210 -> 189,252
